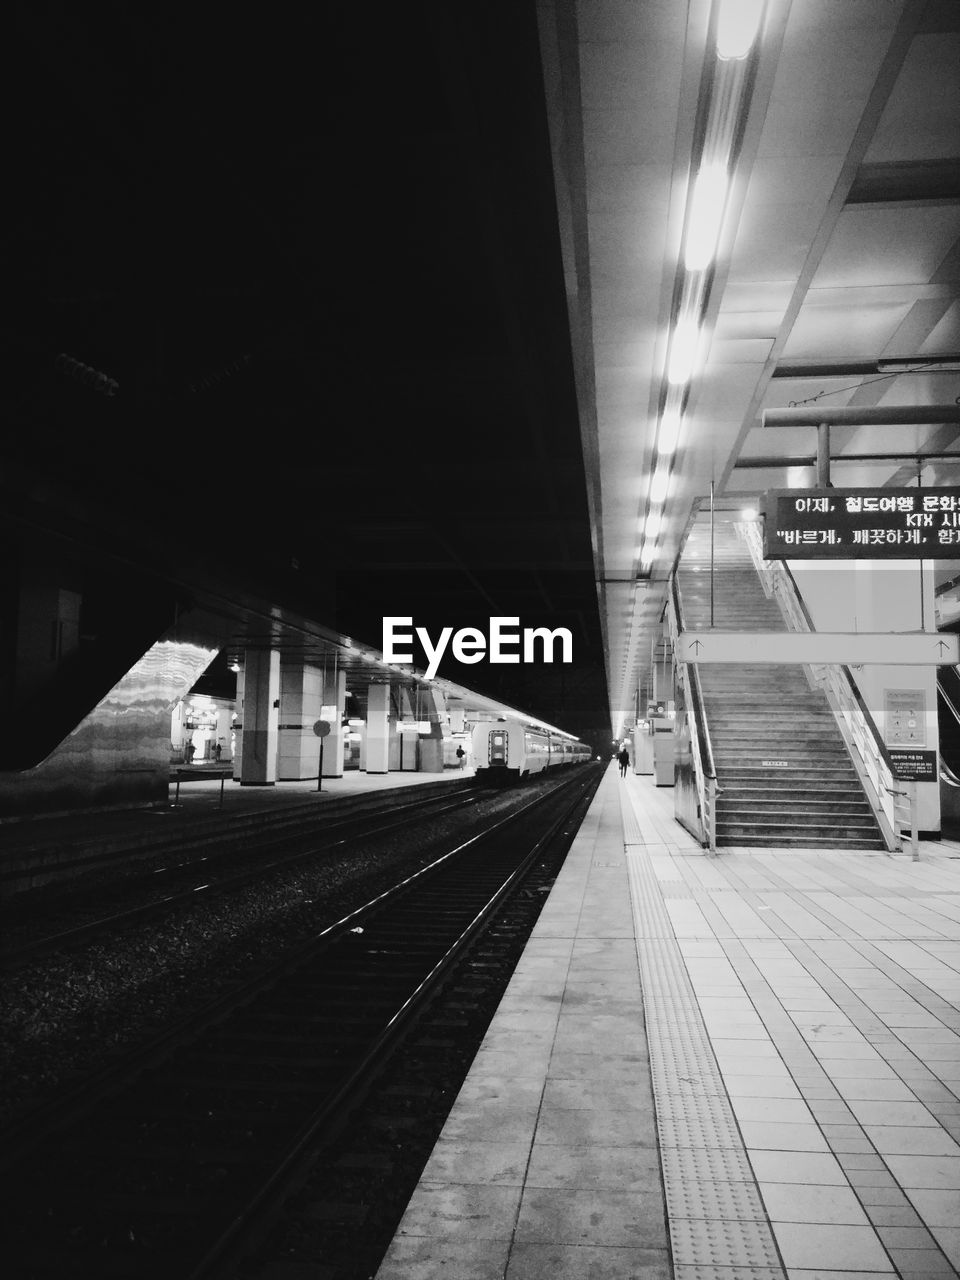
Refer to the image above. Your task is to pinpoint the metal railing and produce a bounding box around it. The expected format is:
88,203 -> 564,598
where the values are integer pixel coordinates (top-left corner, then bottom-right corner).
668,575 -> 721,853
736,520 -> 919,858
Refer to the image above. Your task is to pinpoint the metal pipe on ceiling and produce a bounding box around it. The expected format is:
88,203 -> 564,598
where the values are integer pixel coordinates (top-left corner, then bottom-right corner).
735,452 -> 960,467
761,406 -> 960,428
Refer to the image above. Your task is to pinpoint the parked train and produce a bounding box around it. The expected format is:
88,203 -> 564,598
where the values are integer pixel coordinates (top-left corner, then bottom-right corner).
471,719 -> 591,782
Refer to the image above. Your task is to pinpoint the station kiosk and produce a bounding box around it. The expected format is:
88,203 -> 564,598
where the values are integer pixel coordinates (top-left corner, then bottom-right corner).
637,700 -> 676,786
633,701 -> 676,783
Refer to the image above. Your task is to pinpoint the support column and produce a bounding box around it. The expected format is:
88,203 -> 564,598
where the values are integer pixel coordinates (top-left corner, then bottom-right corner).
215,705 -> 233,762
278,660 -> 323,780
395,687 -> 417,771
449,706 -> 465,733
419,686 -> 447,773
321,667 -> 346,777
365,683 -> 390,774
238,649 -> 280,785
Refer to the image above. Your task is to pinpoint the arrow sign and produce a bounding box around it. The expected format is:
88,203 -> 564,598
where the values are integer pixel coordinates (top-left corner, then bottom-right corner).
677,631 -> 960,665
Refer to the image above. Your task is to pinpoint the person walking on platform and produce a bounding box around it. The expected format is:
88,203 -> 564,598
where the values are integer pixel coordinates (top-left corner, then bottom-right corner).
617,746 -> 629,777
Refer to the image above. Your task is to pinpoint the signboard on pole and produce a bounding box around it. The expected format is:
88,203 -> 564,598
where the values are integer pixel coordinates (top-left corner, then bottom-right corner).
763,488 -> 960,559
887,749 -> 937,782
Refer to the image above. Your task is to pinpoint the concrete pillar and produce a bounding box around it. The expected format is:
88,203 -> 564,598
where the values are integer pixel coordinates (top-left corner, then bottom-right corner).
233,670 -> 245,773
238,649 -> 280,785
321,667 -> 347,777
395,687 -> 417,771
449,706 -> 465,733
215,706 -> 233,761
278,661 -> 324,780
365,683 -> 390,774
419,686 -> 447,773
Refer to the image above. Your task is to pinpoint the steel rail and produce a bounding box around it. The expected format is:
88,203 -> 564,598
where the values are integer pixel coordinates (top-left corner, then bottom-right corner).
1,788 -> 486,965
187,768 -> 600,1280
0,769 -> 596,1181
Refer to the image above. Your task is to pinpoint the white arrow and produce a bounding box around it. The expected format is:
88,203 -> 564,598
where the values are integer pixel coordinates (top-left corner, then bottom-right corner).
677,632 -> 960,665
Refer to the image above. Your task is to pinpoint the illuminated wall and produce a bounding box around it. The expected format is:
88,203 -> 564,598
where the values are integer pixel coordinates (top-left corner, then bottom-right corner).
0,638 -> 217,817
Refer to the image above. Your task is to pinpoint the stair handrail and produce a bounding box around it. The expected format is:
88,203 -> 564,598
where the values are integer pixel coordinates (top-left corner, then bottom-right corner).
668,573 -> 721,852
735,520 -> 916,855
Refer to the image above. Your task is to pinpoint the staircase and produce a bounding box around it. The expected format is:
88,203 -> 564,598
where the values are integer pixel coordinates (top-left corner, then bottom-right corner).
677,523 -> 885,849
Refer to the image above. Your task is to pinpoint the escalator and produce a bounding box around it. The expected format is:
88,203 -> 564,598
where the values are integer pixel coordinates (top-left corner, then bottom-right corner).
936,666 -> 960,839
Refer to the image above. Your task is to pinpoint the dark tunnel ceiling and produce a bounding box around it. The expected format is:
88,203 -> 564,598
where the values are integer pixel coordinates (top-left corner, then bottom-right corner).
2,4 -> 612,745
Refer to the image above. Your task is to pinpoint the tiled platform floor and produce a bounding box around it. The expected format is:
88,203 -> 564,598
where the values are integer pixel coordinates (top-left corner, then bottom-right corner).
375,764 -> 960,1280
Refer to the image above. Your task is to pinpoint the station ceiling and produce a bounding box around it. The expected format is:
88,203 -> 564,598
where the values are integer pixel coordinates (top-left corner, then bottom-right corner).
3,2 -> 959,750
539,0 -> 960,733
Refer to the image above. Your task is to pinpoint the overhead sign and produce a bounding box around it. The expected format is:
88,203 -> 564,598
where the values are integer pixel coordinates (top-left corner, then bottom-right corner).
764,487 -> 960,559
677,631 -> 959,665
888,749 -> 937,782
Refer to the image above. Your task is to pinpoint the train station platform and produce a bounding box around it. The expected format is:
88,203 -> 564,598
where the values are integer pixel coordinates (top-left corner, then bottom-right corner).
0,767 -> 476,883
375,764 -> 960,1280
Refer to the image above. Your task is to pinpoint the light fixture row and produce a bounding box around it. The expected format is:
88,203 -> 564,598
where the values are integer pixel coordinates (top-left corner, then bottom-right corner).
638,0 -> 766,573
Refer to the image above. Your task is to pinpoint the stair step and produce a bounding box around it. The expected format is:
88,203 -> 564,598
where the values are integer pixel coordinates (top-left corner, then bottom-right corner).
717,821 -> 882,839
727,783 -> 870,793
716,752 -> 855,762
719,799 -> 867,810
716,835 -> 886,849
717,806 -> 875,821
710,730 -> 846,743
718,768 -> 861,782
711,711 -> 839,721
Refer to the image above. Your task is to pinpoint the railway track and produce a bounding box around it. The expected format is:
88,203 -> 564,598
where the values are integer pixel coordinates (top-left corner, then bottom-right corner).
1,785 -> 486,964
0,776 -> 477,899
1,765 -> 601,1280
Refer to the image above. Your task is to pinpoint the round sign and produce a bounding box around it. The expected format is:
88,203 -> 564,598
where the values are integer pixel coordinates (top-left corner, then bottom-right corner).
313,719 -> 332,738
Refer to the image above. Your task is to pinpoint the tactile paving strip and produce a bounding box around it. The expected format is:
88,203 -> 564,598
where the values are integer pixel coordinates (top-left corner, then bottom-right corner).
621,787 -> 788,1279
657,1114 -> 744,1149
674,1267 -> 786,1280
660,1146 -> 755,1185
665,1177 -> 766,1221
670,1219 -> 784,1269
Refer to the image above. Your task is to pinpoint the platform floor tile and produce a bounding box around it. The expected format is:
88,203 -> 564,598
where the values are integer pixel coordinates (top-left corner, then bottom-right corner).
377,770 -> 672,1280
622,768 -> 960,1280
376,766 -> 960,1279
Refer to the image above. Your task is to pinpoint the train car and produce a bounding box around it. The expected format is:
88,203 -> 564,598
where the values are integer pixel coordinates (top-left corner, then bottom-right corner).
471,719 -> 591,783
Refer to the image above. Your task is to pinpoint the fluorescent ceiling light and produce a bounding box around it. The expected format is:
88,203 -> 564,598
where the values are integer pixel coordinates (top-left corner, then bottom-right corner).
667,320 -> 701,385
649,466 -> 671,505
740,506 -> 758,520
644,511 -> 662,539
658,410 -> 683,457
684,162 -> 729,271
716,0 -> 764,60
